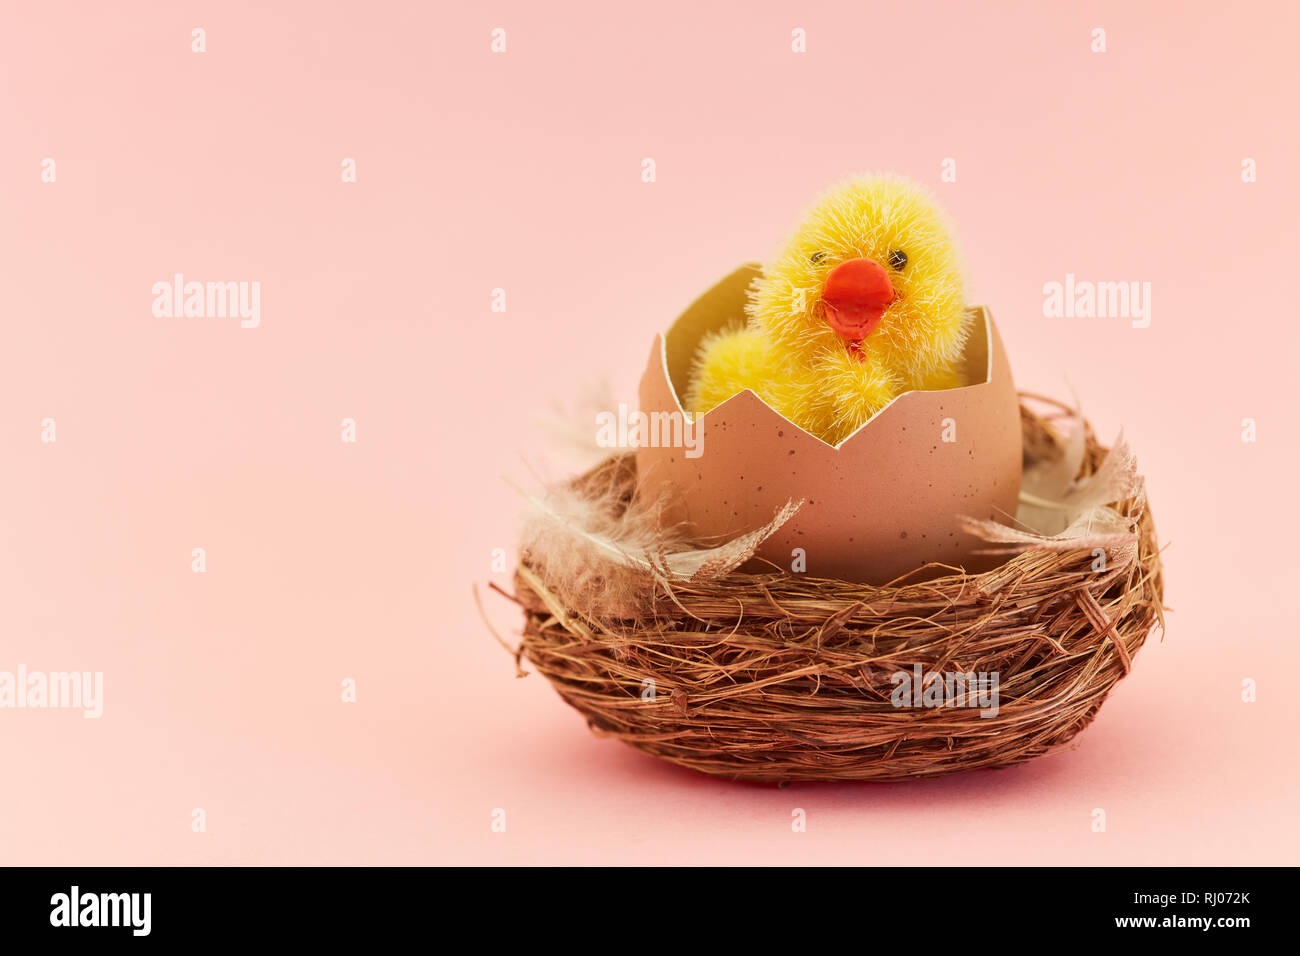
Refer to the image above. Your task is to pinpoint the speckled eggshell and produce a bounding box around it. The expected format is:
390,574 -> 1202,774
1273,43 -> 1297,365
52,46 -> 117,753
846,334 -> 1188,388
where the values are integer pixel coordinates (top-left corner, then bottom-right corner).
635,264 -> 1023,584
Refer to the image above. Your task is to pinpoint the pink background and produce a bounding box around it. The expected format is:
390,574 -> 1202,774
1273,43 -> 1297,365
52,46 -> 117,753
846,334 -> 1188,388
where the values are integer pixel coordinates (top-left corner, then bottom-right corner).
2,1 -> 1296,865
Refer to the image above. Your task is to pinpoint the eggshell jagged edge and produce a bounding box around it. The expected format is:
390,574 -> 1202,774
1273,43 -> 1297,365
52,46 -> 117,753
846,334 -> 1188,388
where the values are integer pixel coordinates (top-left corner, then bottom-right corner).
635,263 -> 1024,584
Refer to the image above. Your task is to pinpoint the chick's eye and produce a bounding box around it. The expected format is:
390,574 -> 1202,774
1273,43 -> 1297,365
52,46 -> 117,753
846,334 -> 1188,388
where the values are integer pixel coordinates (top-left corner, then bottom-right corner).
888,250 -> 908,270
809,252 -> 827,265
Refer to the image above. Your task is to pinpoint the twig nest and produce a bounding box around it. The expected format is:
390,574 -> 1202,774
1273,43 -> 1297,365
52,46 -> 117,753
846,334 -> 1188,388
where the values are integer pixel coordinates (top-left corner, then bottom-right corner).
513,399 -> 1164,783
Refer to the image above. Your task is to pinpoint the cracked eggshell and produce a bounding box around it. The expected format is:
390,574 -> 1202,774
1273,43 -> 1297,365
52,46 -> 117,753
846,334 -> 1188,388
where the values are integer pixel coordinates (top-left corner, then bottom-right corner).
636,264 -> 1023,584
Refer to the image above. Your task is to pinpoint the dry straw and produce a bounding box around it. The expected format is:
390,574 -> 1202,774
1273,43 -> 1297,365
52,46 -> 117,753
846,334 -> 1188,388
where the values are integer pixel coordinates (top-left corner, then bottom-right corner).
496,396 -> 1164,783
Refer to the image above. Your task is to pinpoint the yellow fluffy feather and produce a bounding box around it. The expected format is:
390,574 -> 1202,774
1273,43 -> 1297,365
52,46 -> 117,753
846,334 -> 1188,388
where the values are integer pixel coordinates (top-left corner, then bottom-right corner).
686,175 -> 969,446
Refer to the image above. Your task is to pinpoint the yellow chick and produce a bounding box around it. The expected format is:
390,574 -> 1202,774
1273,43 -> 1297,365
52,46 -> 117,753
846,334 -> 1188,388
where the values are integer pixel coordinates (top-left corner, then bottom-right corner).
687,175 -> 969,446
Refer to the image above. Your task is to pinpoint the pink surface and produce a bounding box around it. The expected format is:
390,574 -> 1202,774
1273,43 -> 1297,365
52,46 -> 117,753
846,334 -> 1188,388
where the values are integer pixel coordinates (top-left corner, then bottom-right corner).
1,0 -> 1296,865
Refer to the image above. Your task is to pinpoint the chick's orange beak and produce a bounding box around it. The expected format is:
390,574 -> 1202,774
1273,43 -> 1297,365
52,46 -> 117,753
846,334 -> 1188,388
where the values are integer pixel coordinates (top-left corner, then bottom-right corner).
821,258 -> 896,343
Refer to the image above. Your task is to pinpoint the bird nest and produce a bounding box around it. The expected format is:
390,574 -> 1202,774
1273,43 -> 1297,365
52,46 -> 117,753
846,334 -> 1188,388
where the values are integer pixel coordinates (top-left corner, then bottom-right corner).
499,396 -> 1165,783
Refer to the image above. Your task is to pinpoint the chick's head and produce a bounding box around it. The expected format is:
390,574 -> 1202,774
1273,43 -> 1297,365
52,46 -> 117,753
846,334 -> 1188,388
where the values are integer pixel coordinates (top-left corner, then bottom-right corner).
750,175 -> 968,387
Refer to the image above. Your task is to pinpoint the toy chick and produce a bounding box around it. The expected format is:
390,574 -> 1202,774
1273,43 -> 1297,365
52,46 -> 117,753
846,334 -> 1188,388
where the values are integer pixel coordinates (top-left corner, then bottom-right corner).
687,175 -> 970,446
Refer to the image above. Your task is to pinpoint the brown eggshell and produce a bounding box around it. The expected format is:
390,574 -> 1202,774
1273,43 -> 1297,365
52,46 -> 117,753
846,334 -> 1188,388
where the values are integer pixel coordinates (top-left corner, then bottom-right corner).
635,264 -> 1023,584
